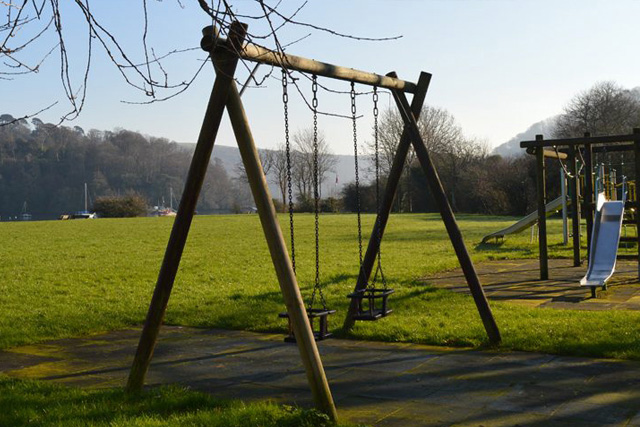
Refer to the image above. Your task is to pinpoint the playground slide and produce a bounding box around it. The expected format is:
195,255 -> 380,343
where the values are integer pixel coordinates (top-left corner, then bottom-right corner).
580,193 -> 625,294
481,196 -> 565,243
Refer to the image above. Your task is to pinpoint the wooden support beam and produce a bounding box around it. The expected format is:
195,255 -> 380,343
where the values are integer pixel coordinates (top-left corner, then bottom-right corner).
521,133 -> 640,149
525,148 -> 569,160
635,129 -> 640,280
202,22 -> 337,421
223,69 -> 338,423
388,72 -> 501,345
583,134 -> 594,258
343,72 -> 431,331
535,137 -> 549,280
530,144 -> 635,154
543,149 -> 568,160
126,22 -> 248,393
592,144 -> 635,153
568,145 -> 581,267
201,26 -> 417,94
130,21 -> 337,421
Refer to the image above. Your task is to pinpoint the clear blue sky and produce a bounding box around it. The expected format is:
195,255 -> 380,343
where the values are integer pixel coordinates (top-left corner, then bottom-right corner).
4,0 -> 640,154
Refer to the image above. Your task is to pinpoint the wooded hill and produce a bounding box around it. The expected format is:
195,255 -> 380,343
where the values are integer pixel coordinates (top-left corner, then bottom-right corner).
0,115 -> 238,219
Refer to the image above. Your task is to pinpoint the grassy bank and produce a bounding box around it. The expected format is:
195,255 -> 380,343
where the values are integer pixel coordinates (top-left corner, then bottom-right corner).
0,213 -> 638,359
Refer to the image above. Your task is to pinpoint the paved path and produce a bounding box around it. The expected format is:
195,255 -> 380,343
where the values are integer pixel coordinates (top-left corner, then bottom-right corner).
426,258 -> 640,310
1,326 -> 640,426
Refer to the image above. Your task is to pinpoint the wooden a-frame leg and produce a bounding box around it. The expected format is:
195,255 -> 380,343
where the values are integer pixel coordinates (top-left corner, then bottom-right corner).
343,72 -> 431,331
388,73 -> 502,345
126,22 -> 248,393
207,34 -> 337,422
129,21 -> 337,421
223,72 -> 338,423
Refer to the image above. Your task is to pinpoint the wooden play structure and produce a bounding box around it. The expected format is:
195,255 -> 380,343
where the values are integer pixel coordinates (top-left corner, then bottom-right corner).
124,21 -> 502,420
520,130 -> 640,291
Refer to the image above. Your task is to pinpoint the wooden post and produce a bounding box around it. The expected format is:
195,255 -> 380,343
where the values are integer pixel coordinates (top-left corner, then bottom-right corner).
343,72 -> 431,331
535,137 -> 549,280
584,134 -> 594,258
634,128 -> 640,279
561,172 -> 568,245
126,22 -> 248,393
568,145 -> 581,266
220,63 -> 338,423
388,74 -> 501,345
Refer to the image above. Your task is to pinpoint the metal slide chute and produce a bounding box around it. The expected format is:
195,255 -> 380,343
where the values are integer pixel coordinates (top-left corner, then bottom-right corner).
580,188 -> 626,297
481,196 -> 565,244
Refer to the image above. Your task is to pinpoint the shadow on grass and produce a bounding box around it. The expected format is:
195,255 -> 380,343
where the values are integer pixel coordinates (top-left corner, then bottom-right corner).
416,213 -> 521,223
0,381 -> 225,426
0,379 -> 331,427
474,241 -> 535,255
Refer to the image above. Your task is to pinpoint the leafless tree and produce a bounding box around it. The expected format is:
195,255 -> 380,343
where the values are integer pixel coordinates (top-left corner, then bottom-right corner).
1,1 -> 400,125
374,106 -> 462,174
553,81 -> 640,138
372,105 -> 472,211
234,148 -> 273,181
263,143 -> 288,212
291,128 -> 336,203
436,136 -> 489,211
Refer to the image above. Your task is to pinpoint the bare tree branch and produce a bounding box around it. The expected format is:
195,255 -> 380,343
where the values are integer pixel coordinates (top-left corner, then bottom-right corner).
1,0 -> 403,125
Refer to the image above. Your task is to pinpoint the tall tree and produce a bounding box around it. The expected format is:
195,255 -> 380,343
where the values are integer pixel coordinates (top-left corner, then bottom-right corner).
554,81 -> 640,138
0,120 -> 238,218
264,144 -> 289,212
291,129 -> 337,206
372,106 -> 478,212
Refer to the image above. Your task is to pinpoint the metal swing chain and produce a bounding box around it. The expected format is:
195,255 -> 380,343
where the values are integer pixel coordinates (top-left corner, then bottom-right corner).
309,74 -> 327,310
372,86 -> 387,289
282,69 -> 296,274
351,81 -> 363,266
553,146 -> 574,179
554,145 -> 585,179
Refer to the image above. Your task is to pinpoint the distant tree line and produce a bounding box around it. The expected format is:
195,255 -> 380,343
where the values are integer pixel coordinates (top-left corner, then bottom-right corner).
0,116 -> 247,219
341,106 -> 544,216
2,81 -> 638,220
341,81 -> 640,217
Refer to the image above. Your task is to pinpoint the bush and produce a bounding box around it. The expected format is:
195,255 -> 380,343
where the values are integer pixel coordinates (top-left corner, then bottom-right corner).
321,197 -> 342,213
93,194 -> 148,218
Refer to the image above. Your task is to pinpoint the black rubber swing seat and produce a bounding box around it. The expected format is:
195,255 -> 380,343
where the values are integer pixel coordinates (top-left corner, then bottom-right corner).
279,308 -> 336,343
347,288 -> 394,321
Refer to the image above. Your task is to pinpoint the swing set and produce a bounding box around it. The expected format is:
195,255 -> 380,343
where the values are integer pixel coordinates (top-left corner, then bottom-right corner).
125,21 -> 501,421
278,76 -> 394,342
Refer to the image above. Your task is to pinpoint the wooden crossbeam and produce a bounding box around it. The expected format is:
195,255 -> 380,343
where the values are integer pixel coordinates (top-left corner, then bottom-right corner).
521,131 -> 640,149
200,26 -> 418,93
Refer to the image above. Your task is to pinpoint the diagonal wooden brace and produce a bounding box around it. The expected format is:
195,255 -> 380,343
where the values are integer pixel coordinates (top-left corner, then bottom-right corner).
127,22 -> 249,394
343,72 -> 431,331
127,21 -> 337,422
388,72 -> 501,345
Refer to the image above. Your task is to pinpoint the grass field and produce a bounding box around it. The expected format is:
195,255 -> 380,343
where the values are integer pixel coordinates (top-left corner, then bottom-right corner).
0,378 -> 342,426
1,212 -> 639,360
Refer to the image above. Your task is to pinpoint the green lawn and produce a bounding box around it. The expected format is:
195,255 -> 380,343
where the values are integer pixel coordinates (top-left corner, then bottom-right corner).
0,377 -> 344,426
0,213 -> 638,360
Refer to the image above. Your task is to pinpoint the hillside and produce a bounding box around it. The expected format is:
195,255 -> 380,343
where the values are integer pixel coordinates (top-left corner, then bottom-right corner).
494,85 -> 640,158
492,117 -> 558,158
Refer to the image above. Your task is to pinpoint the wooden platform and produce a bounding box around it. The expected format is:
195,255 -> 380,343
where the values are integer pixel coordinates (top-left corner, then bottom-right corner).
425,259 -> 640,310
